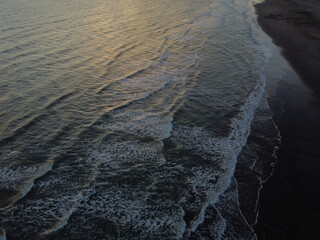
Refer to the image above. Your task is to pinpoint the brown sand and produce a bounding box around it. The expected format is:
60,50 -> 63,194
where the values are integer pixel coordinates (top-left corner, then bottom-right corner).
255,0 -> 320,239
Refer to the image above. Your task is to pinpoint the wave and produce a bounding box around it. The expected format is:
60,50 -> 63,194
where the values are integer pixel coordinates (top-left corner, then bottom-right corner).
0,160 -> 53,210
176,71 -> 266,238
0,0 -> 276,239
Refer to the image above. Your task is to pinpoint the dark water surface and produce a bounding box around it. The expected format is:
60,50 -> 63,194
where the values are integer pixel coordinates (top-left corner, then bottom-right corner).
0,0 -> 274,239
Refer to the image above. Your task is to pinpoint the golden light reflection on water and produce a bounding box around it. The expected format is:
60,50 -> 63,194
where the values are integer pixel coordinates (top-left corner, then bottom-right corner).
0,0 -> 198,138
0,0 -> 226,142
0,0 -> 271,239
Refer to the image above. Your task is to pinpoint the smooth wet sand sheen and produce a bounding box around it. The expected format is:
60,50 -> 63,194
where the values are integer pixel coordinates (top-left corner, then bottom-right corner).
255,0 -> 320,239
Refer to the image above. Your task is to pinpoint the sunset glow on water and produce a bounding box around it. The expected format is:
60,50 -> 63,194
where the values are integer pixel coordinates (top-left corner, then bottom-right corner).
0,0 -> 273,239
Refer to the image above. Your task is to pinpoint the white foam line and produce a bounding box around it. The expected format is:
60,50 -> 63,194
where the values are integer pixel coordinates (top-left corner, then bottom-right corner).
241,0 -> 284,228
250,153 -> 260,170
0,161 -> 54,211
184,1 -> 273,234
253,135 -> 280,226
38,187 -> 97,237
214,207 -> 228,240
254,102 -> 281,214
39,209 -> 74,237
189,173 -> 234,234
233,176 -> 256,235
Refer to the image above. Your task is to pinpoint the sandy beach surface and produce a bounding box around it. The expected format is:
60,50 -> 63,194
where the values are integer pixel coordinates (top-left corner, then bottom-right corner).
256,0 -> 320,89
255,0 -> 320,239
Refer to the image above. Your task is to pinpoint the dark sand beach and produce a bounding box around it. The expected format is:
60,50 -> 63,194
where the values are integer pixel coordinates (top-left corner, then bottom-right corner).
255,0 -> 320,239
256,0 -> 320,89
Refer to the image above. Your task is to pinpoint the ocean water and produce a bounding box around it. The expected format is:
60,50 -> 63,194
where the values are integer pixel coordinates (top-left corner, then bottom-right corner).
0,0 -> 276,239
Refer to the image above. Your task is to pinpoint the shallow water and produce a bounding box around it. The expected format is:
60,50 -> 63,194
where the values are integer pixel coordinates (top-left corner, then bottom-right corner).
0,0 -> 271,239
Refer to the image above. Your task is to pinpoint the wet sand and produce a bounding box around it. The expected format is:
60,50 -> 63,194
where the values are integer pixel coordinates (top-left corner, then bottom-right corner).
254,0 -> 320,239
255,0 -> 320,89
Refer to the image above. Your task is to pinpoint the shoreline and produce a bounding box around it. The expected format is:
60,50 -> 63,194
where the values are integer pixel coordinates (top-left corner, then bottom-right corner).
254,0 -> 320,239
